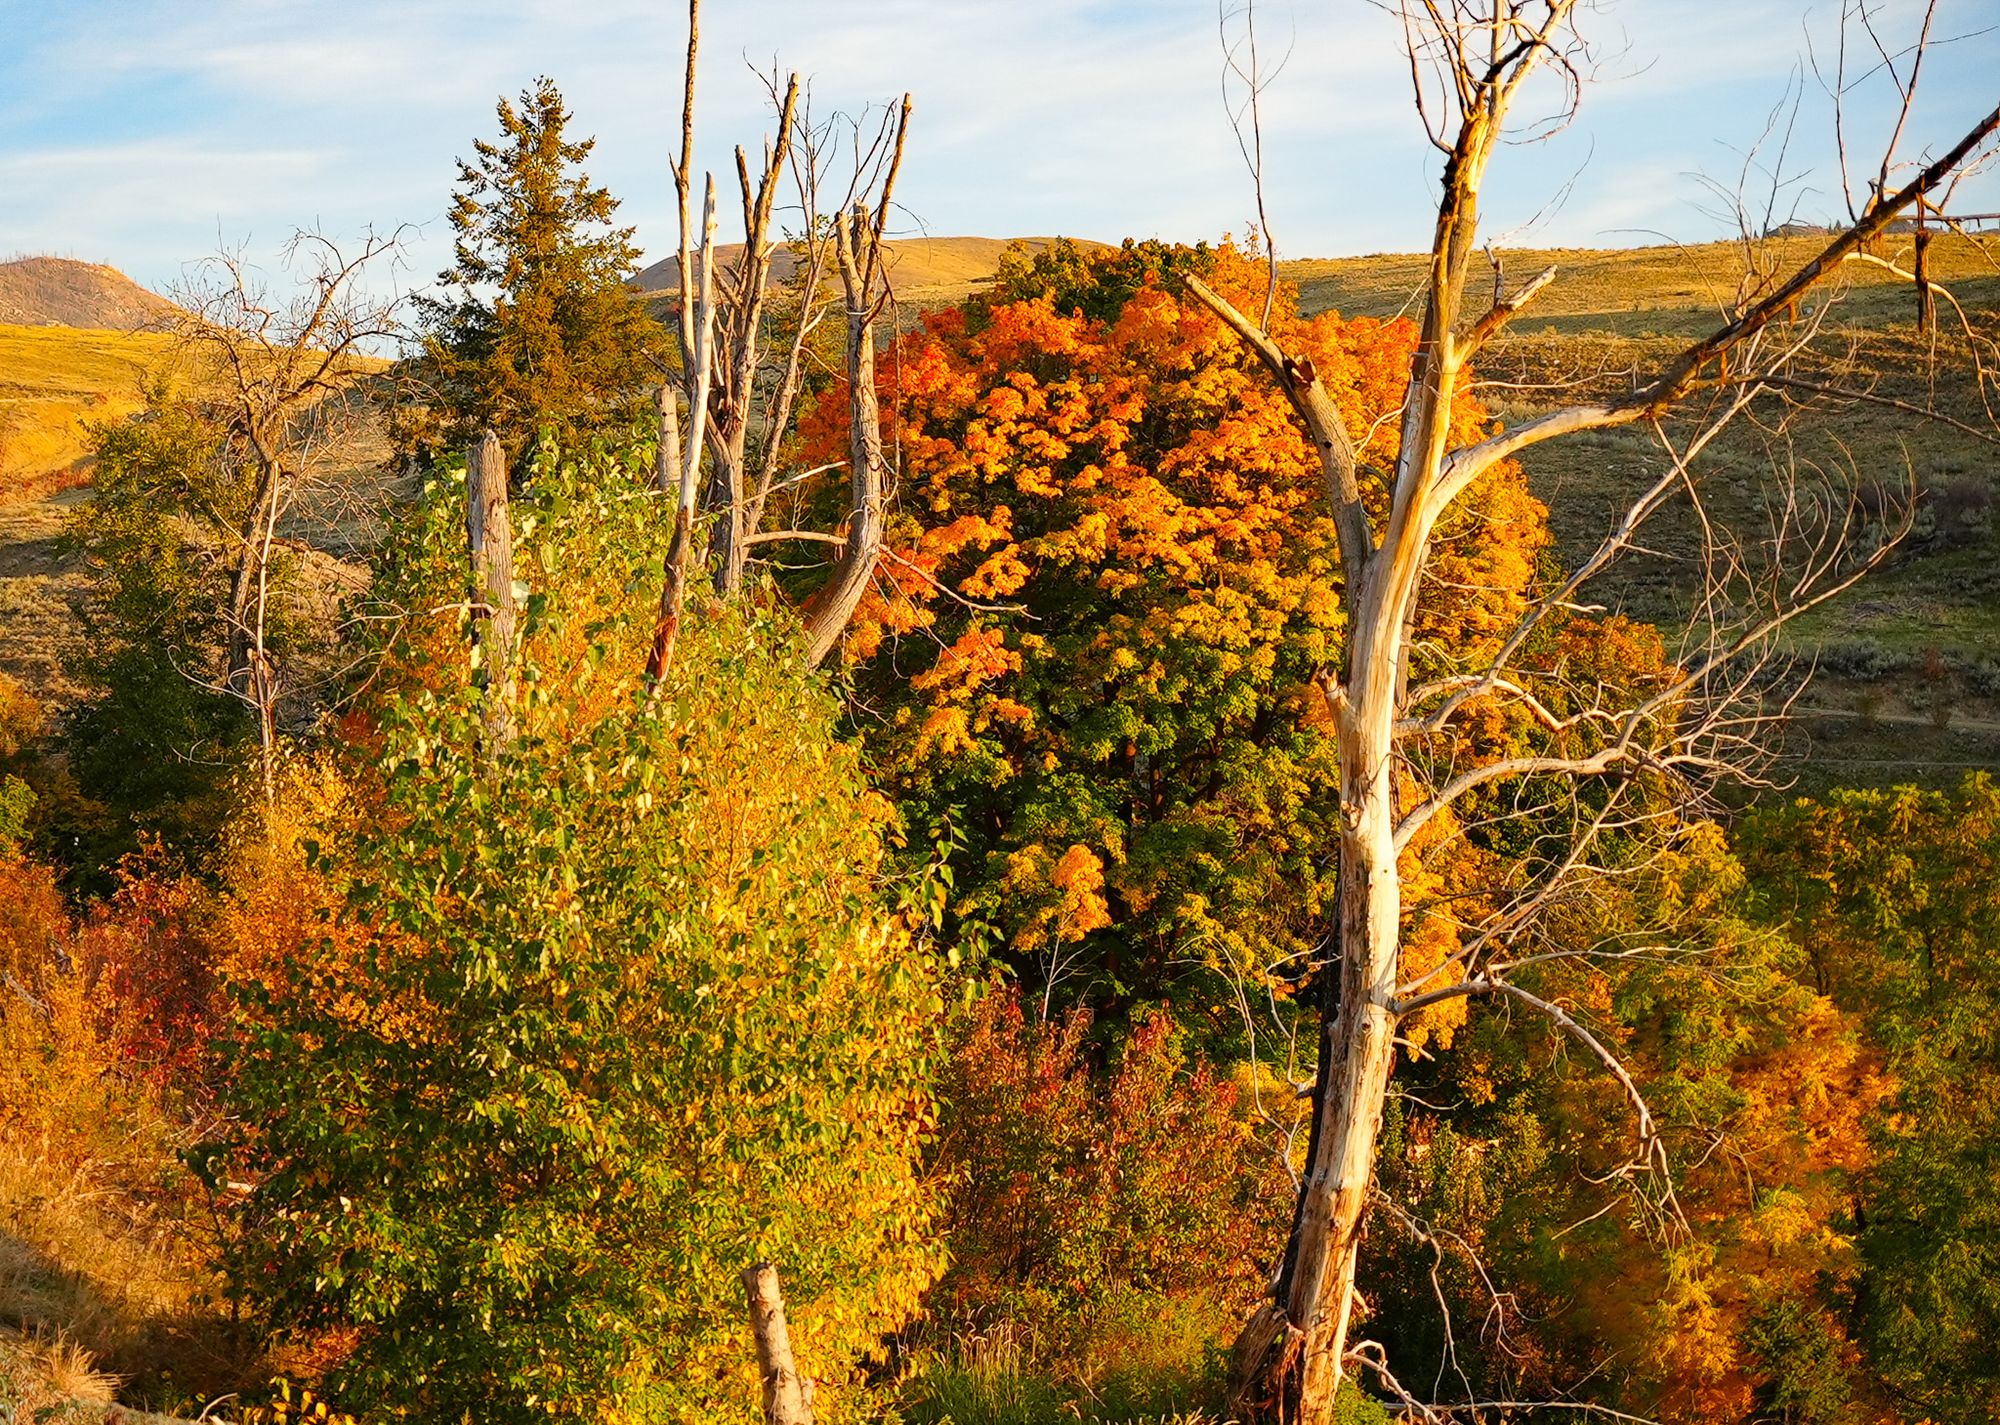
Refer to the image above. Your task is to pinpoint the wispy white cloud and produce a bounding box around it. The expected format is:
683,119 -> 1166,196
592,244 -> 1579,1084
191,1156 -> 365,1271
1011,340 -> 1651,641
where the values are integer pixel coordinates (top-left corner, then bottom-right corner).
2,0 -> 1993,289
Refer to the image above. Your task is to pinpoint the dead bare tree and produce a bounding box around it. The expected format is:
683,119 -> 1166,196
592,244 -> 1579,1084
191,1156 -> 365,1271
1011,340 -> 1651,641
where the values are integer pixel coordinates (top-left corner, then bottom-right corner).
465,429 -> 518,748
646,0 -> 910,678
169,228 -> 405,802
1181,4 -> 2000,1420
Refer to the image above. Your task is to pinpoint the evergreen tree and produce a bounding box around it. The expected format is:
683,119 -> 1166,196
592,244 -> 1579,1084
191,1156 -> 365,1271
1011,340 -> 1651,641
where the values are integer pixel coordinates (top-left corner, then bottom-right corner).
412,77 -> 664,462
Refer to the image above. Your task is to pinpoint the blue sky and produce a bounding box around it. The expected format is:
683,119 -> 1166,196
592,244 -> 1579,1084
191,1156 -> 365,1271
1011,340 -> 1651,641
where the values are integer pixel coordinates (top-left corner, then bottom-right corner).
1,0 -> 1994,296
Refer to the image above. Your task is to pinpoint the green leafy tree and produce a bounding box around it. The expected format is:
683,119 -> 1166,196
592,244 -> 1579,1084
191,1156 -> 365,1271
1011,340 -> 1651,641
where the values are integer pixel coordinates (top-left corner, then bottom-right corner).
59,397 -> 254,878
224,442 -> 940,1424
412,77 -> 665,462
1741,776 -> 2000,1423
809,241 -> 1547,1037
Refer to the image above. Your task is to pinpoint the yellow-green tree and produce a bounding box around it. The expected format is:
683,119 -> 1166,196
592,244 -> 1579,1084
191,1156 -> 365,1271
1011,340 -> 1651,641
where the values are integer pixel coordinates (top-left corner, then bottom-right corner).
1741,776 -> 2000,1423
223,443 -> 940,1423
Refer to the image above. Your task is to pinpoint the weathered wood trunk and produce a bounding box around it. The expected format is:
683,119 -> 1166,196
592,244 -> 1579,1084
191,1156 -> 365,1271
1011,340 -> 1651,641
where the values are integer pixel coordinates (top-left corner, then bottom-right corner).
649,182 -> 718,683
225,458 -> 279,702
647,380 -> 697,682
466,430 -> 517,746
742,1263 -> 813,1425
1229,580 -> 1407,1425
800,201 -> 890,668
1914,223 -> 1936,333
654,380 -> 683,496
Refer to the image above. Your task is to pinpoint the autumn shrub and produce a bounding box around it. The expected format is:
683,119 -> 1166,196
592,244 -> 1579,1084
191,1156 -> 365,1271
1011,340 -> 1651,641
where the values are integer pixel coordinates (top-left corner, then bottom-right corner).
221,443 -> 942,1424
1361,824 -> 1877,1422
911,987 -> 1288,1418
0,852 -> 244,1410
0,673 -> 41,852
1740,776 -> 2000,1423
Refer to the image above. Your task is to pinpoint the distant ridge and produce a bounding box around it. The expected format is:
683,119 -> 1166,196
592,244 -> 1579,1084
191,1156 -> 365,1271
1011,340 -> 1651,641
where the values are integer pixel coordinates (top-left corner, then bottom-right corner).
0,256 -> 176,332
634,235 -> 1112,298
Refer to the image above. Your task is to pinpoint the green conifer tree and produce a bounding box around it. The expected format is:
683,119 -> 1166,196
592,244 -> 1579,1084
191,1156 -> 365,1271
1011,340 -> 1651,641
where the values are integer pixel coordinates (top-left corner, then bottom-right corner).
412,77 -> 664,461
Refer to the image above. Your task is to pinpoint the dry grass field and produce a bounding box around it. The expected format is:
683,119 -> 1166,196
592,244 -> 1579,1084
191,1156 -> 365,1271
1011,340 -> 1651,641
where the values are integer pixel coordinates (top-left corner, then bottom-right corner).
0,323 -> 177,501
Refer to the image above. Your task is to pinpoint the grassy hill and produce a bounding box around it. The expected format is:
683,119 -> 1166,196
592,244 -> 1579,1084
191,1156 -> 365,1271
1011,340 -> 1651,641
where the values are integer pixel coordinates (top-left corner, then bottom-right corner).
0,323 -> 177,500
635,234 -> 1112,307
0,256 -> 175,331
0,322 -> 180,709
1284,233 -> 2000,332
1281,233 -> 2000,790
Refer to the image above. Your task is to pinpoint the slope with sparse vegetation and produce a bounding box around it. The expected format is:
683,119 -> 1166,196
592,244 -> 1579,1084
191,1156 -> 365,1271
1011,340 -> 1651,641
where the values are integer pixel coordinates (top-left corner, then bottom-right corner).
1284,233 -> 2000,789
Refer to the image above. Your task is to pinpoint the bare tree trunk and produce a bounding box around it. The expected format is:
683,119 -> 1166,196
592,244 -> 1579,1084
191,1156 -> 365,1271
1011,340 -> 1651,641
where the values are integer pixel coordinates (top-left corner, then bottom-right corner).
649,183 -> 718,683
225,458 -> 278,700
466,430 -> 517,747
1231,576 -> 1409,1422
742,1263 -> 813,1425
799,227 -> 888,668
1914,218 -> 1937,333
703,82 -> 798,598
221,443 -> 288,804
798,100 -> 909,667
654,380 -> 683,496
648,379 -> 696,683
705,430 -> 745,596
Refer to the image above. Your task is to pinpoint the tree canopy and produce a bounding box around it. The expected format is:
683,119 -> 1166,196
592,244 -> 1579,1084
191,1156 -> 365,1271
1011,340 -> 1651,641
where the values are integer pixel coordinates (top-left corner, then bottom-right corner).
222,444 -> 940,1424
411,77 -> 665,462
807,240 -> 1545,1039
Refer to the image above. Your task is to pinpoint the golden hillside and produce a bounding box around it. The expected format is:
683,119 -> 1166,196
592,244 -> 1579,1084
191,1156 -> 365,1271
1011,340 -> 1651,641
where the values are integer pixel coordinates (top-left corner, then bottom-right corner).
0,257 -> 175,331
0,324 -> 177,502
635,234 -> 1112,304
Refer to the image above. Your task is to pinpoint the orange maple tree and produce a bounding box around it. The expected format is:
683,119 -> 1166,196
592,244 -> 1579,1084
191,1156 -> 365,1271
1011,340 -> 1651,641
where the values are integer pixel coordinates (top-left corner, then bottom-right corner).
800,239 -> 1548,1029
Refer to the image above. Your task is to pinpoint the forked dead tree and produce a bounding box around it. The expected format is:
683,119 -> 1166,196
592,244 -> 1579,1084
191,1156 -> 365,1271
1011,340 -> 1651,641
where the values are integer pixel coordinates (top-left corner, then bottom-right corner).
647,0 -> 910,678
1182,3 -> 2000,1419
171,229 -> 405,800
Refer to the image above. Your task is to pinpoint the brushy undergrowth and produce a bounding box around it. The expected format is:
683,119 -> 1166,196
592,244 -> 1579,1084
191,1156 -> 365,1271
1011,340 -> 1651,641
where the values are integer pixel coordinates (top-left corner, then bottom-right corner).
0,854 -> 253,1415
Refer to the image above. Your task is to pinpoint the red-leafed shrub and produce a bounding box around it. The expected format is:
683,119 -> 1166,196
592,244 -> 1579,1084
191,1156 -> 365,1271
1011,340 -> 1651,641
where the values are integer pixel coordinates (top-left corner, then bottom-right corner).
931,986 -> 1289,1348
73,857 -> 219,1090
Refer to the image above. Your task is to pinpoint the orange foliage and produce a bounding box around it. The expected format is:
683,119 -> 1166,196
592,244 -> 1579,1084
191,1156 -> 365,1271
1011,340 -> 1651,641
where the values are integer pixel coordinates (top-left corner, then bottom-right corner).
801,241 -> 1550,1007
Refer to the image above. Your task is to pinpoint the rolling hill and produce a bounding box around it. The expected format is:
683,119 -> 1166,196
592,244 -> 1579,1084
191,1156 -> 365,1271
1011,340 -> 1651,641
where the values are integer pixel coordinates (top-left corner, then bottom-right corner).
0,257 -> 176,332
634,234 -> 1112,305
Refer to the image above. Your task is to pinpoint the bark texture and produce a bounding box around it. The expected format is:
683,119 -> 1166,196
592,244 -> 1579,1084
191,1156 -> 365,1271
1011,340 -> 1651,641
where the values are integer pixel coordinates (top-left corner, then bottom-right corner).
466,429 -> 518,746
742,1263 -> 814,1425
